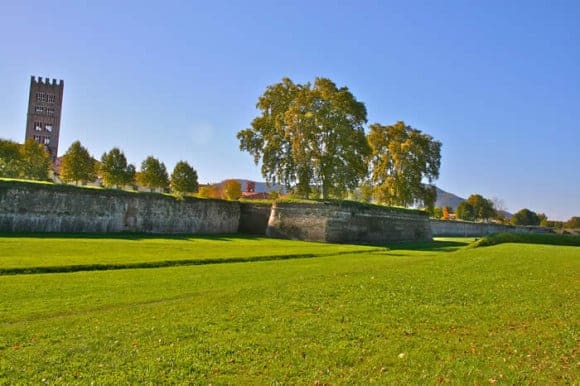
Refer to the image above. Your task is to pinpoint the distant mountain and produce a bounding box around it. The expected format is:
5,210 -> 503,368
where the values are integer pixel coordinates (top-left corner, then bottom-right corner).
434,186 -> 465,210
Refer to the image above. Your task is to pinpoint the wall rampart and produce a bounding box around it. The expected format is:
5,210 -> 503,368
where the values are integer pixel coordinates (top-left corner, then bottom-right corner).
0,181 -> 239,234
4,181 -> 548,243
430,219 -> 550,237
266,202 -> 432,243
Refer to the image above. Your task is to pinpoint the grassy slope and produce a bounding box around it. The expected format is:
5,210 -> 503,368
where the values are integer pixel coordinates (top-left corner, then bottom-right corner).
0,238 -> 578,384
0,234 -> 382,272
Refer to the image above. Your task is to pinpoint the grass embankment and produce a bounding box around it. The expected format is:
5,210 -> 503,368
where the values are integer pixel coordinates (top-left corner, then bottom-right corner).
0,234 -> 383,275
1,235 -> 578,383
473,232 -> 580,247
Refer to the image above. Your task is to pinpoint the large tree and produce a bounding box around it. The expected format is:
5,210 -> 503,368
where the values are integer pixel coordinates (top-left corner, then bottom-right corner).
60,141 -> 96,185
20,138 -> 51,181
511,208 -> 540,226
367,121 -> 441,209
237,77 -> 370,199
170,161 -> 198,195
100,147 -> 135,188
466,194 -> 496,221
138,156 -> 169,192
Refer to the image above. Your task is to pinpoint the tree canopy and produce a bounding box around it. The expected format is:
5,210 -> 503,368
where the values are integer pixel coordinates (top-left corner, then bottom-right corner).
367,121 -> 441,209
565,216 -> 580,229
19,139 -> 52,181
237,77 -> 370,199
170,161 -> 198,195
222,179 -> 242,200
511,208 -> 540,226
466,194 -> 496,221
138,156 -> 169,192
60,141 -> 96,185
0,139 -> 23,178
197,185 -> 221,199
456,201 -> 475,221
100,148 -> 135,188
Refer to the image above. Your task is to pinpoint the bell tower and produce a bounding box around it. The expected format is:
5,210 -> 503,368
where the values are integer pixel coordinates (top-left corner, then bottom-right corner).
25,76 -> 64,161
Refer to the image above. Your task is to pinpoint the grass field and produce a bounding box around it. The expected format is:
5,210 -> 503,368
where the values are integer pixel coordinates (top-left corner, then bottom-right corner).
0,234 -> 578,384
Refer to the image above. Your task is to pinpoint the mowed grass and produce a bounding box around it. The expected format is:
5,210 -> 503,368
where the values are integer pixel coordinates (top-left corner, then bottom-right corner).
0,234 -> 384,273
0,236 -> 578,384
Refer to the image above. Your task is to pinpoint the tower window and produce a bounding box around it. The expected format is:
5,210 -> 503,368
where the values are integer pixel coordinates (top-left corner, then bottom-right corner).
43,137 -> 50,145
35,106 -> 44,113
35,122 -> 43,131
45,125 -> 53,132
47,108 -> 55,115
48,94 -> 56,103
33,135 -> 41,142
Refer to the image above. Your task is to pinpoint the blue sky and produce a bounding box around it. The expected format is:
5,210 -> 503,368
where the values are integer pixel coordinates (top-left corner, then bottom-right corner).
1,0 -> 578,220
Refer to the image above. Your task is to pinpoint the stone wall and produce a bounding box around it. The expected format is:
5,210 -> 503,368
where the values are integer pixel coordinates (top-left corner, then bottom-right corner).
430,219 -> 549,237
238,202 -> 271,235
266,202 -> 432,244
0,181 -> 239,234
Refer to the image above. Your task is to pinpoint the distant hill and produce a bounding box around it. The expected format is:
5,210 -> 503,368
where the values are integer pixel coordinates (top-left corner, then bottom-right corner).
434,186 -> 465,210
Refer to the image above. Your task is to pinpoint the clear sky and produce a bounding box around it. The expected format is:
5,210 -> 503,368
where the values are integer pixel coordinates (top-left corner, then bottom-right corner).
1,0 -> 578,220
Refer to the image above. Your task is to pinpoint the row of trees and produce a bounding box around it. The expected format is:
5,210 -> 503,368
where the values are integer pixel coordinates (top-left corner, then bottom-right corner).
237,77 -> 441,209
430,192 -> 578,228
0,138 -> 200,197
59,141 -> 199,196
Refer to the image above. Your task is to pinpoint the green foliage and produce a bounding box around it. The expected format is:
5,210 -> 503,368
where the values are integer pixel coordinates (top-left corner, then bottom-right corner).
455,201 -> 475,221
197,185 -> 220,199
511,208 -> 540,226
0,139 -> 22,178
543,220 -> 564,229
466,194 -> 496,221
357,180 -> 374,202
237,77 -> 370,199
432,207 -> 443,219
60,141 -> 96,185
138,156 -> 169,192
223,179 -> 242,200
19,138 -> 51,180
367,121 -> 441,210
100,147 -> 135,188
0,237 -> 577,383
170,161 -> 198,196
473,232 -> 580,247
565,216 -> 580,229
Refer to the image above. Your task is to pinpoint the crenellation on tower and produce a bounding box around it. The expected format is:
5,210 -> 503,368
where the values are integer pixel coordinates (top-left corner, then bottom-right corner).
25,75 -> 64,161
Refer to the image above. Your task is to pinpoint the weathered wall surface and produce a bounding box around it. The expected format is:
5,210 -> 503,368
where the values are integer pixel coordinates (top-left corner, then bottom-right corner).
9,181 -> 551,243
430,219 -> 549,237
266,202 -> 432,244
238,202 -> 271,235
0,181 -> 239,234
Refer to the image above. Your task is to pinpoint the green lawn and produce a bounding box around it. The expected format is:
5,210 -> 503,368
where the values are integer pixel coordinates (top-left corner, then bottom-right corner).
0,235 -> 578,384
0,234 -> 383,273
